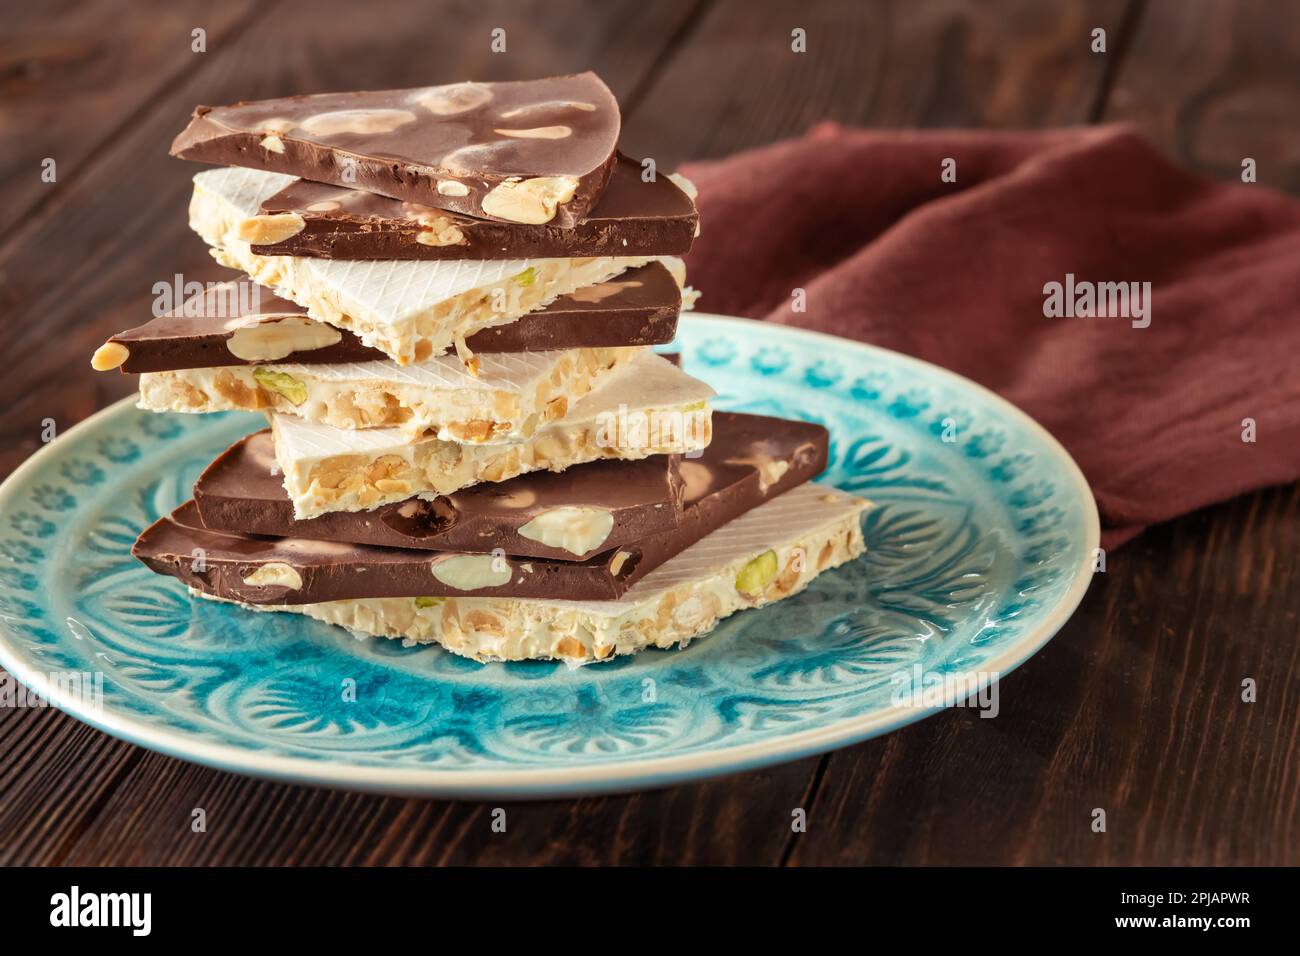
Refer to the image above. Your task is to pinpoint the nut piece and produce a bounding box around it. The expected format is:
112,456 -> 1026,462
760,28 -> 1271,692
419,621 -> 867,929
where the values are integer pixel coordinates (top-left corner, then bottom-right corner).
672,591 -> 723,631
493,126 -> 572,139
412,213 -> 466,247
436,180 -> 470,197
661,256 -> 688,289
242,562 -> 303,590
667,172 -> 699,201
463,609 -> 506,636
415,82 -> 493,116
91,341 -> 130,371
413,596 -> 445,609
480,176 -> 579,224
446,420 -> 497,443
299,108 -> 416,135
499,100 -> 596,119
512,267 -> 536,287
570,279 -> 636,304
518,507 -> 615,556
430,554 -> 512,591
759,460 -> 789,491
260,134 -> 286,154
252,368 -> 308,405
553,636 -> 588,659
735,549 -> 778,598
227,317 -> 342,361
237,214 -> 306,245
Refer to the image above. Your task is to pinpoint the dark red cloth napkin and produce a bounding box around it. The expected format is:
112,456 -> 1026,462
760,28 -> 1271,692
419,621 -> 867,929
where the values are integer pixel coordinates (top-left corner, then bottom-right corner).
680,124 -> 1300,547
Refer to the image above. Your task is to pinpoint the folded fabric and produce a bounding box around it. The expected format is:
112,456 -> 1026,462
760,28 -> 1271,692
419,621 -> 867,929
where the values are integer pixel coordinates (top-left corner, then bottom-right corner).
681,124 -> 1300,546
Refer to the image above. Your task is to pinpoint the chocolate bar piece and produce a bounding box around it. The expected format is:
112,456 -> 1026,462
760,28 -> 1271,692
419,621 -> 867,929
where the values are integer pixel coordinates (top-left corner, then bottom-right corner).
133,412 -> 828,604
137,347 -> 636,443
138,501 -> 633,603
195,430 -> 686,561
171,73 -> 620,227
270,351 -> 714,518
191,165 -> 654,364
245,155 -> 697,260
93,264 -> 681,374
230,484 -> 869,665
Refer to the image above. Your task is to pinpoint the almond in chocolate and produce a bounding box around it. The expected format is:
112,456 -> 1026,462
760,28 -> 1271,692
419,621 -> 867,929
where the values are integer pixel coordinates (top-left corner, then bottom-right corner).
170,73 -> 621,227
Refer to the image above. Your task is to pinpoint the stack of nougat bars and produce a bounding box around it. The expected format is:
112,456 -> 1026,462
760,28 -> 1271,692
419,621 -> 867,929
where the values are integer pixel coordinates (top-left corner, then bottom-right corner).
92,73 -> 868,665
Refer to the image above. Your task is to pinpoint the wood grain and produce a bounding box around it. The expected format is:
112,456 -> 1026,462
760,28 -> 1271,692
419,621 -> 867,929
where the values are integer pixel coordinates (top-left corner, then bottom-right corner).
620,0 -> 1135,166
1103,0 -> 1300,193
785,483 -> 1300,865
52,751 -> 819,866
0,0 -> 261,236
0,0 -> 1296,867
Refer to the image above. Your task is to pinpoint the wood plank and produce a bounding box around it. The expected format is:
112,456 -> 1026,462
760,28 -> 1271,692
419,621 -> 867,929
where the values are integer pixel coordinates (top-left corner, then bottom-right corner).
55,752 -> 819,865
786,482 -> 1300,865
5,0 -> 1295,869
620,0 -> 1134,167
0,0 -> 262,235
0,703 -> 144,865
1103,0 -> 1300,193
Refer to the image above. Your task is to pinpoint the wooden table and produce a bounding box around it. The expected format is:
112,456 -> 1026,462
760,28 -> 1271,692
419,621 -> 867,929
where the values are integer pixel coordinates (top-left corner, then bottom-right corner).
2,0 -> 1296,866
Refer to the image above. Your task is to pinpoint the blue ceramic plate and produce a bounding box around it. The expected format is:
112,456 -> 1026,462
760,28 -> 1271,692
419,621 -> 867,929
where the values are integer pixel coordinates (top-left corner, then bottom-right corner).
0,316 -> 1097,798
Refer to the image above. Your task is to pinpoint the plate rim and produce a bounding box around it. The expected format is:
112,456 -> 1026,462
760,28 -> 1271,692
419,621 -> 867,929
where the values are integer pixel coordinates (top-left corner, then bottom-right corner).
0,314 -> 1100,798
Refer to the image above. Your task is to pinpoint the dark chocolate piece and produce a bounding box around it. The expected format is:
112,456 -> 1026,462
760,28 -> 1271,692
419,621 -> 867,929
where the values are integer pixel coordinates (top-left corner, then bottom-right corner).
250,155 -> 697,260
617,411 -> 829,585
194,430 -> 685,561
100,263 -> 680,373
170,74 -> 620,227
132,413 -> 829,605
137,501 -> 632,603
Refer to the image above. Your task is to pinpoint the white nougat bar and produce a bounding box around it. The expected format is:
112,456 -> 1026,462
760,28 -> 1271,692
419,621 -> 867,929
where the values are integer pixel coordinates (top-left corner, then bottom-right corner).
190,168 -> 653,364
210,484 -> 870,666
138,346 -> 636,442
273,350 -> 715,518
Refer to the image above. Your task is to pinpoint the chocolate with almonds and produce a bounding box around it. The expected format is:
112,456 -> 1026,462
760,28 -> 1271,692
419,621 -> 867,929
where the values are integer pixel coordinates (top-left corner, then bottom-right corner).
133,414 -> 829,604
171,73 -> 621,227
249,155 -> 697,260
194,430 -> 686,562
93,263 -> 680,373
